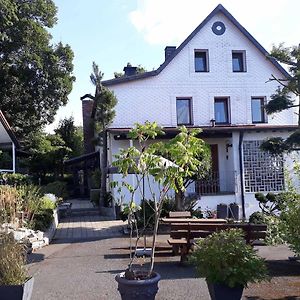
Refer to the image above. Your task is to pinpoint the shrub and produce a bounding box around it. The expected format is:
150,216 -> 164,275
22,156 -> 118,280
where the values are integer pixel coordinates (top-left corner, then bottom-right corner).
281,196 -> 300,255
30,209 -> 54,231
249,211 -> 265,224
0,185 -> 19,225
0,233 -> 28,285
0,173 -> 32,186
190,229 -> 268,288
248,211 -> 285,245
41,181 -> 68,199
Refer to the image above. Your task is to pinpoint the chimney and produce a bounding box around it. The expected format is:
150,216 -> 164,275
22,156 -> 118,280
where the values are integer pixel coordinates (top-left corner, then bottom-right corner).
165,46 -> 176,61
81,98 -> 95,154
123,64 -> 137,76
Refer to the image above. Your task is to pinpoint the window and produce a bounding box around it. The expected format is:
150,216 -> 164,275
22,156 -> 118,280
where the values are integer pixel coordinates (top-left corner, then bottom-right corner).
214,98 -> 229,124
176,98 -> 192,125
195,50 -> 209,72
232,51 -> 246,72
251,97 -> 266,123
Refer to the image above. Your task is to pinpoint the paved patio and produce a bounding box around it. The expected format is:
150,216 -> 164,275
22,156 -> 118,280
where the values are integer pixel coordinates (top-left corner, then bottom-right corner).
27,200 -> 300,299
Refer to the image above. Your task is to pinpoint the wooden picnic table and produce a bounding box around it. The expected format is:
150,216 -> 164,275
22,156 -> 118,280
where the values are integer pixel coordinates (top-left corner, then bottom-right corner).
161,217 -> 227,224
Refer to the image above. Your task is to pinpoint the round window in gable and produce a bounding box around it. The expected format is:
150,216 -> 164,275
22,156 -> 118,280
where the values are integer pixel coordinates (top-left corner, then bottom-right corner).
212,21 -> 226,35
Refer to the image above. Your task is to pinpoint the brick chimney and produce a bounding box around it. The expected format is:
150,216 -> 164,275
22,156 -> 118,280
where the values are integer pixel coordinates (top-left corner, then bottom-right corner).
81,98 -> 95,154
164,46 -> 176,61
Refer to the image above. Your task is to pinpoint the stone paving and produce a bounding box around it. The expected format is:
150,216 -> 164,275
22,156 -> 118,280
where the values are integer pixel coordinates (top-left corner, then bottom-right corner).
54,199 -> 125,241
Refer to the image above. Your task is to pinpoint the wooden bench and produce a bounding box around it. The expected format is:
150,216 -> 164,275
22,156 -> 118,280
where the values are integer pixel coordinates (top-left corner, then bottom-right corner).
169,211 -> 192,218
168,222 -> 267,262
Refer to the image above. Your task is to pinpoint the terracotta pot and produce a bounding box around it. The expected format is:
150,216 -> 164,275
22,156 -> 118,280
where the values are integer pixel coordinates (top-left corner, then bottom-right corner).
115,272 -> 161,300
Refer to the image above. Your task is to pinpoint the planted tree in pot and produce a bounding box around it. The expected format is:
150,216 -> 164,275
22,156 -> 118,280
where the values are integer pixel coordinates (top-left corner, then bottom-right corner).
190,229 -> 268,300
112,122 -> 210,300
0,232 -> 34,300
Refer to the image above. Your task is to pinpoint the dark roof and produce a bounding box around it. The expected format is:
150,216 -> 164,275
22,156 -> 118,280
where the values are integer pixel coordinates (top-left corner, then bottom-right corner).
64,151 -> 99,165
102,4 -> 289,87
0,111 -> 20,148
108,124 -> 298,137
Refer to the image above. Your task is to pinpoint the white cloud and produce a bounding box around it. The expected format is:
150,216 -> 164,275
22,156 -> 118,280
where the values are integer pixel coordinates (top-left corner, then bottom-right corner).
129,0 -> 299,49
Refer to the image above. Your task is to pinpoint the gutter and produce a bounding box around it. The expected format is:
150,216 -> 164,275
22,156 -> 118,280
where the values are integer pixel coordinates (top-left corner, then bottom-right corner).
238,131 -> 246,219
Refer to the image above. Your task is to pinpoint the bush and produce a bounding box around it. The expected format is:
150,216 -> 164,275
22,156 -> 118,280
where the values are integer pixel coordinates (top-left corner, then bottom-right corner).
41,181 -> 68,199
249,211 -> 265,224
249,211 -> 285,245
281,196 -> 300,255
30,209 -> 54,231
0,232 -> 28,285
0,173 -> 32,186
190,229 -> 268,288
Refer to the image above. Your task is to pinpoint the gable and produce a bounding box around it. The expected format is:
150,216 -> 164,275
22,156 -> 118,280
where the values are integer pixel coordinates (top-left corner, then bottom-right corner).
103,4 -> 289,87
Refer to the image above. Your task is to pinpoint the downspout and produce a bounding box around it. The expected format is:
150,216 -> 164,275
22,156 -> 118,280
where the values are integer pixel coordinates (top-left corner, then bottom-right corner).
12,142 -> 15,173
238,131 -> 246,219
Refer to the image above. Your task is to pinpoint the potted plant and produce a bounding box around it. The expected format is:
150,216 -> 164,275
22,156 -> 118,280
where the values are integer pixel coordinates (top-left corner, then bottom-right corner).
0,232 -> 34,300
112,122 -> 211,299
190,228 -> 268,300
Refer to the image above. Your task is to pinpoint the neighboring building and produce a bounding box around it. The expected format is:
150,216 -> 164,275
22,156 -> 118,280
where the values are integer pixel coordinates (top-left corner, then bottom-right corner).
83,4 -> 298,218
0,110 -> 20,173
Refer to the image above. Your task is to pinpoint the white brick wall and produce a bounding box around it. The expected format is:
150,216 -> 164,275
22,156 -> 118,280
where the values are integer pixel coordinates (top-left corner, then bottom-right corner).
107,12 -> 297,129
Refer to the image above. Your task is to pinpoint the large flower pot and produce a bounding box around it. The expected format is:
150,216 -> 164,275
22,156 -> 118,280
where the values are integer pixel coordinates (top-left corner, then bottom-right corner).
207,281 -> 244,300
0,277 -> 34,300
115,272 -> 161,300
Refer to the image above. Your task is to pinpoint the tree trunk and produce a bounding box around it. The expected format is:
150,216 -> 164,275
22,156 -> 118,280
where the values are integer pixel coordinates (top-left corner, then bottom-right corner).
175,189 -> 184,211
100,130 -> 107,207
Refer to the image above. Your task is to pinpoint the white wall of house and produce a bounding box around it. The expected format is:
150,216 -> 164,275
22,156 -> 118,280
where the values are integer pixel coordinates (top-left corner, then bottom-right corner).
0,121 -> 16,173
107,12 -> 297,129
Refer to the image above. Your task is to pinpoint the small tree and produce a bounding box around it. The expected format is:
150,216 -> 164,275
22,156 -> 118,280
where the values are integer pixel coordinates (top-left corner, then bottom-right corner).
82,62 -> 117,207
113,122 -> 210,278
157,127 -> 211,210
261,44 -> 300,154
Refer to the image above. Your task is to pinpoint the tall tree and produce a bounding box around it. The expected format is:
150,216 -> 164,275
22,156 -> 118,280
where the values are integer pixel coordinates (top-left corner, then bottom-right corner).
0,0 -> 75,141
261,44 -> 300,154
82,62 -> 117,206
55,116 -> 84,158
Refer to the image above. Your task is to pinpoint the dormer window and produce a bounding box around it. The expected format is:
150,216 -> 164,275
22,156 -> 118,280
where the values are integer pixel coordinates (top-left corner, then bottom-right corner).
195,50 -> 209,72
232,51 -> 246,72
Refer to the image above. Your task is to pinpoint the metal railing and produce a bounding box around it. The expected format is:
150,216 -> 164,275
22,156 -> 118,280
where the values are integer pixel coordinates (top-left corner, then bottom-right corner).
195,171 -> 236,195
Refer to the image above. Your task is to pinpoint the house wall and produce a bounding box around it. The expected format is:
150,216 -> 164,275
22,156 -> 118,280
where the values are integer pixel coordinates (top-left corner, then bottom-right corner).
107,12 -> 297,129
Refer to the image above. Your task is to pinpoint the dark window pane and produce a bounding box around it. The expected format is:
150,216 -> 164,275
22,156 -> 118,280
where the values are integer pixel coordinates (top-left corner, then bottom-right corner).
195,51 -> 207,72
214,99 -> 228,123
177,99 -> 191,124
252,98 -> 265,123
232,52 -> 244,72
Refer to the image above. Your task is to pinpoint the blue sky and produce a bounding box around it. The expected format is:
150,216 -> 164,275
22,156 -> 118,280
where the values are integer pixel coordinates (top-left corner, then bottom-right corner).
47,0 -> 300,132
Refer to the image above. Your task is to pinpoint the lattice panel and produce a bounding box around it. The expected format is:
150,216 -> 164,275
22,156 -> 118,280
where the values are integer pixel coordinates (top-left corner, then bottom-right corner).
243,140 -> 284,192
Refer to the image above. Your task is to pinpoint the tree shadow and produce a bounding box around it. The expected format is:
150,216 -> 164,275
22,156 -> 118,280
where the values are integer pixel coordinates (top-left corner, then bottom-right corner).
245,297 -> 300,300
266,260 -> 300,277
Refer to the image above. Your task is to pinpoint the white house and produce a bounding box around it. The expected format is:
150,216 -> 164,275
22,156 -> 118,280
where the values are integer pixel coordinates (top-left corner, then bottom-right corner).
0,110 -> 20,173
82,4 -> 298,218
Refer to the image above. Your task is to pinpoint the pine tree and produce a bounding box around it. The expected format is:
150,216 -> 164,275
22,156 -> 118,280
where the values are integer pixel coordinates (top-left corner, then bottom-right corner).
261,44 -> 300,154
82,62 -> 117,208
